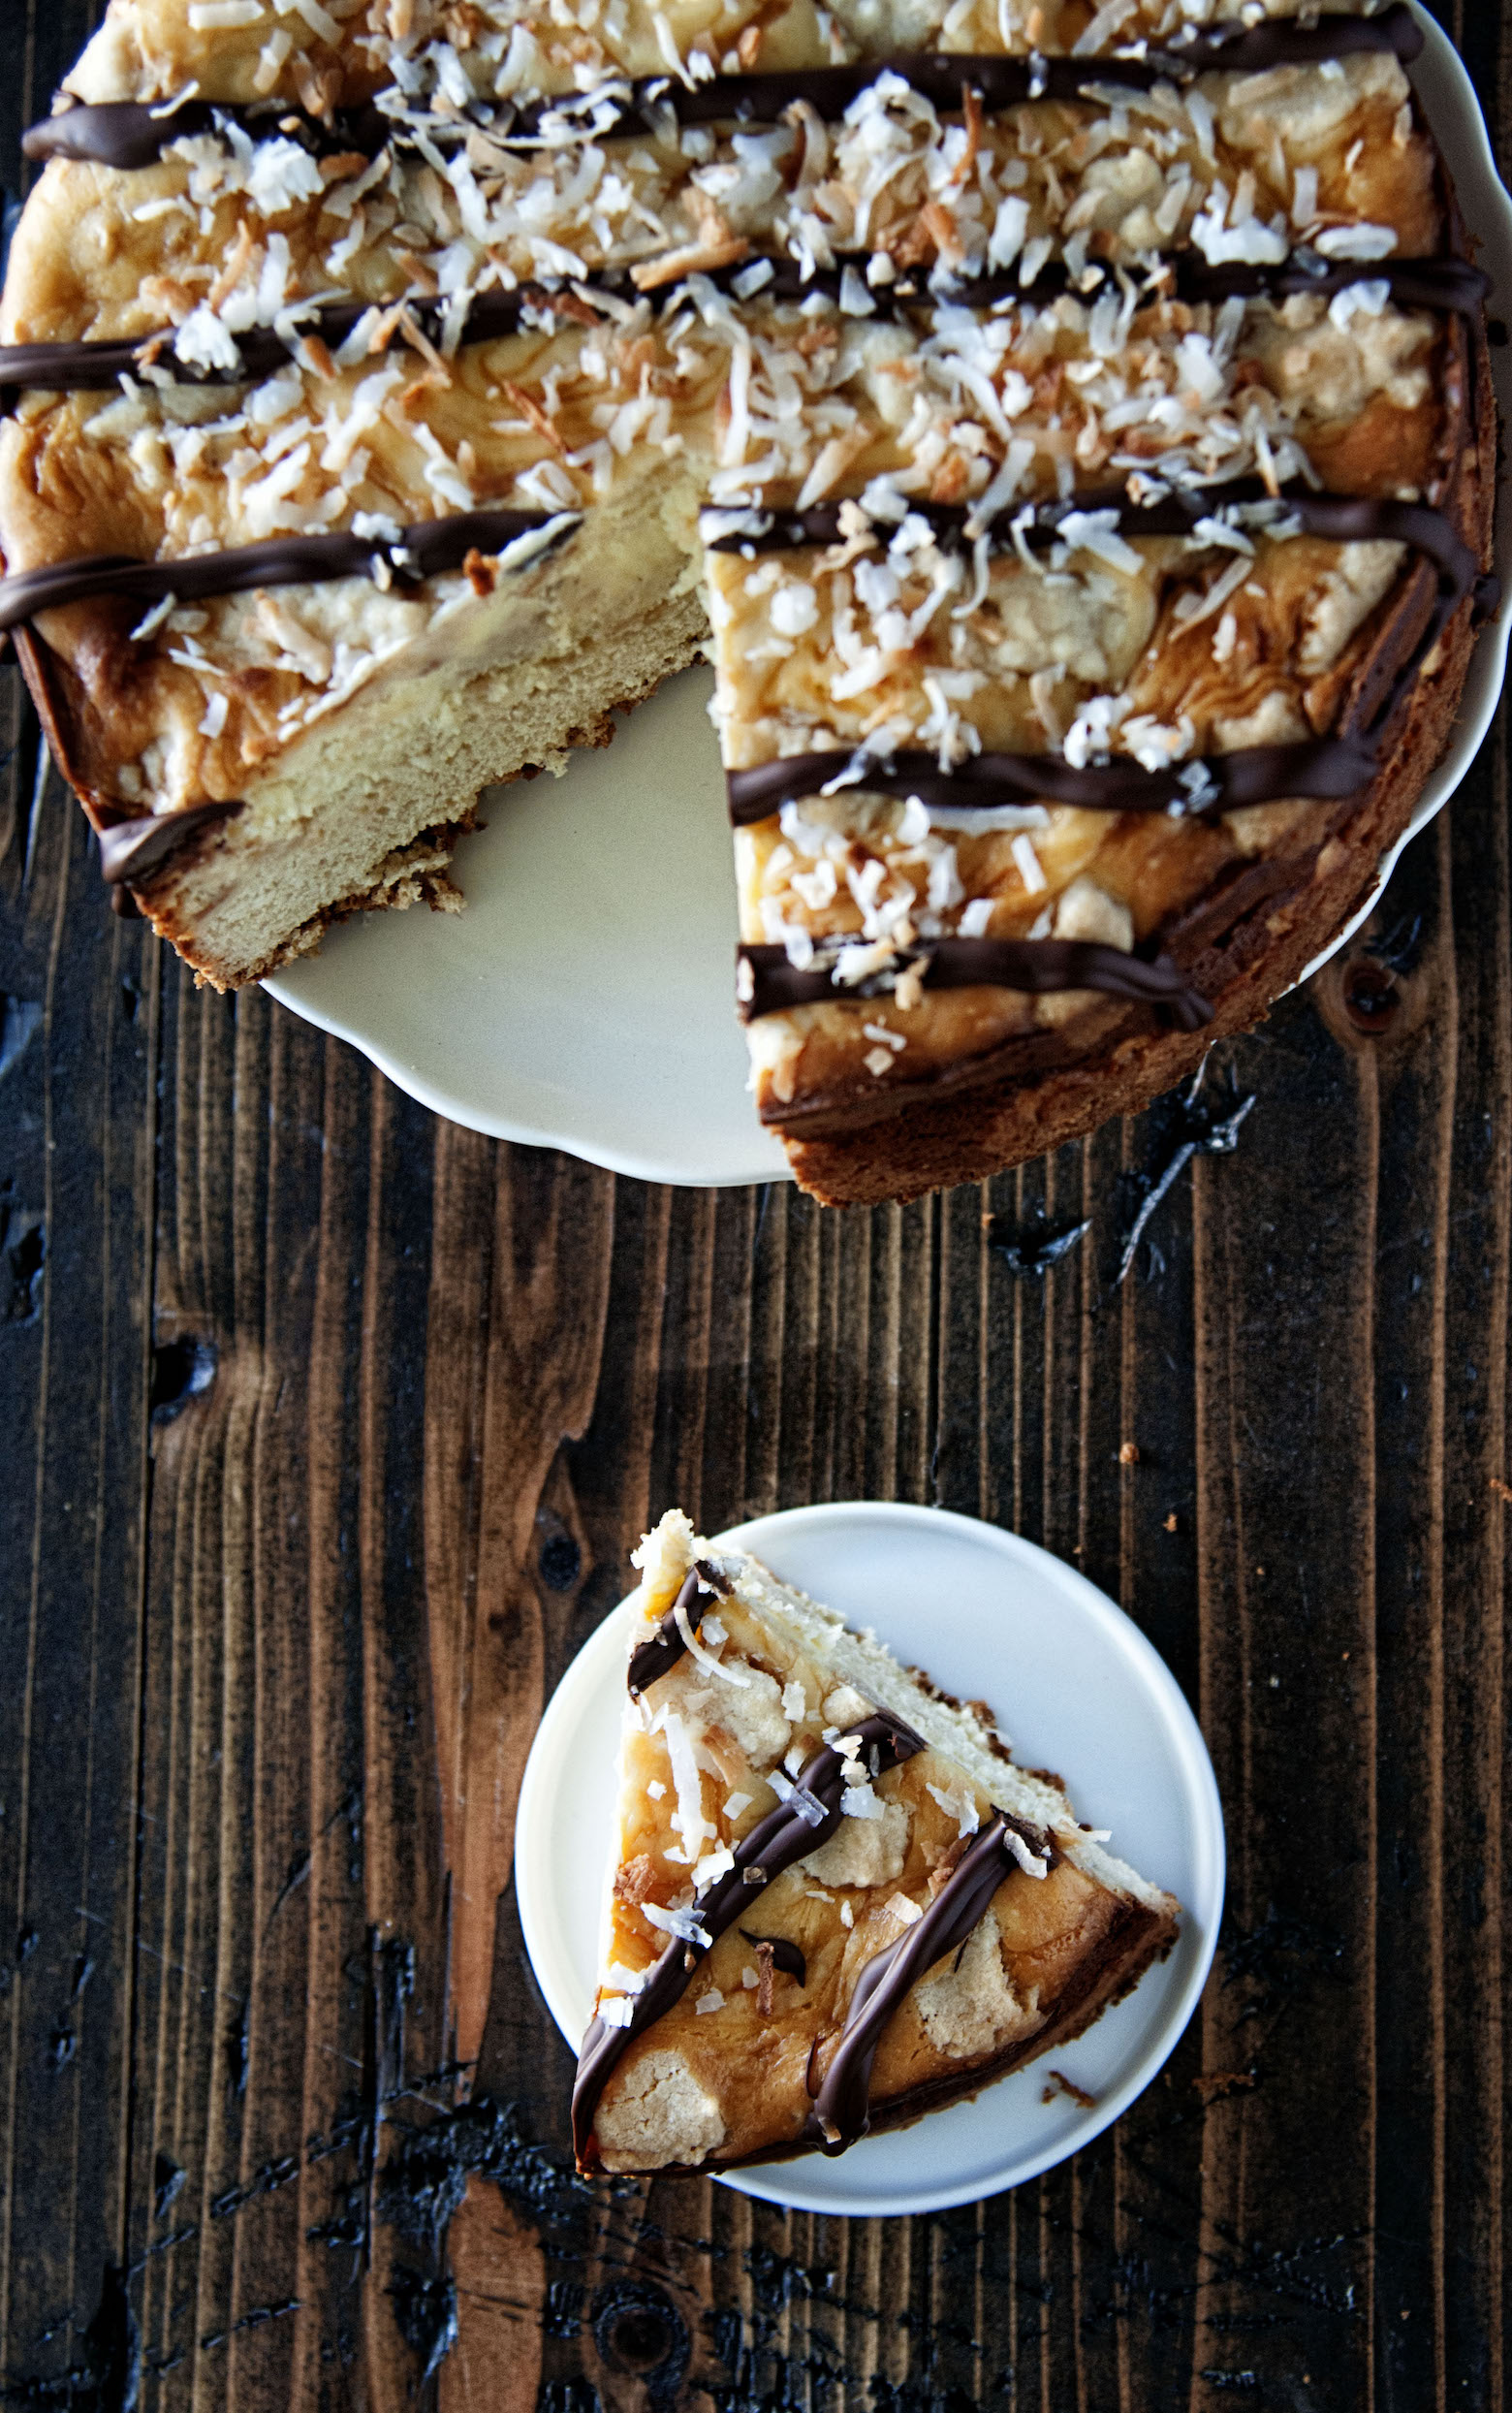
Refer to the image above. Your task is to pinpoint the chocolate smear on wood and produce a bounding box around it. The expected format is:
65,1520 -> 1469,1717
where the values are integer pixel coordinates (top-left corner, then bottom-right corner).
388,2268 -> 458,2386
0,995 -> 41,1082
985,1211 -> 1090,1281
3,2265 -> 142,2412
1115,1063 -> 1257,1286
224,2000 -> 249,2098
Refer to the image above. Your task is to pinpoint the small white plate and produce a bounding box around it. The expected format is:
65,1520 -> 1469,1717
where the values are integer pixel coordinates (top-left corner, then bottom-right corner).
266,5 -> 1512,1188
515,1502 -> 1225,2216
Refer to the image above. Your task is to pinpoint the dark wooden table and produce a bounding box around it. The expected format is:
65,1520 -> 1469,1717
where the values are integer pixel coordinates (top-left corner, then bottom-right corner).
3,6 -> 1510,2405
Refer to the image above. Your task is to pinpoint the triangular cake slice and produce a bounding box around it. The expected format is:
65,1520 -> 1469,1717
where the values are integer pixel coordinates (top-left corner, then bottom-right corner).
573,1510 -> 1180,2175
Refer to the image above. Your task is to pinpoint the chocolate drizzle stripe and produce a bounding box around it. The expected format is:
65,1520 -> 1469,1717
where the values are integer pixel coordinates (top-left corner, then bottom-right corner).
2,487 -> 1470,662
97,797 -> 241,887
707,488 -> 1480,590
21,96 -> 393,173
0,251 -> 1483,399
727,735 -> 1379,827
24,8 -> 1424,168
809,1811 -> 1056,2150
571,1708 -> 927,2165
0,506 -> 574,638
625,1560 -> 731,1698
737,937 -> 1213,1032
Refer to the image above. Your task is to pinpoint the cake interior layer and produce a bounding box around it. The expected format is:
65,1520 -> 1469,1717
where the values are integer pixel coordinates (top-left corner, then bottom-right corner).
105,471 -> 707,985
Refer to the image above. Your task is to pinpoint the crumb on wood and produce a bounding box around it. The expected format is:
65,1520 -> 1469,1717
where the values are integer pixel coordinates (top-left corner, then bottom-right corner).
1163,1512 -> 1179,1532
1191,2068 -> 1257,2105
1491,1476 -> 1512,1503
1118,1441 -> 1139,1465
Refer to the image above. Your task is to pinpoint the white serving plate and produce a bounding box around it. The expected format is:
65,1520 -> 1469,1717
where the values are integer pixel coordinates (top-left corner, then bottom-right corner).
266,5 -> 1512,1187
514,1502 -> 1225,2217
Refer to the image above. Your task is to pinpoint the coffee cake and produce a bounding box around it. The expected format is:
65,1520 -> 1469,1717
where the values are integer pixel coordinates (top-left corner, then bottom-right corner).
0,0 -> 1494,1197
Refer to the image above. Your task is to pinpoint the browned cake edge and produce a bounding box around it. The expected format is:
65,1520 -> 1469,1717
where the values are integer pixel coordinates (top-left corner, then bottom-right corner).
857,1889 -> 1179,2146
595,1889 -> 1178,2177
774,295 -> 1496,1207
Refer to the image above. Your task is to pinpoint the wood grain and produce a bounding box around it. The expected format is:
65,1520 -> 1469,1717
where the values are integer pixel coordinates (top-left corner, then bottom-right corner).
2,2 -> 1511,2405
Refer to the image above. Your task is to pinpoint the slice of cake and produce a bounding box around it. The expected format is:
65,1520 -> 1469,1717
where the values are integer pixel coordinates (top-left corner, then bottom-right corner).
0,0 -> 1494,1199
572,1510 -> 1180,2175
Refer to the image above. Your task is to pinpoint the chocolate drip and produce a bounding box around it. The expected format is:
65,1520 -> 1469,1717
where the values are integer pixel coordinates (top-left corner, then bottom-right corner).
1,252 -> 1482,403
97,798 -> 241,888
726,735 -> 1377,827
571,1708 -> 926,2166
739,1931 -> 807,1984
737,937 -> 1212,1033
0,506 -> 574,637
625,1560 -> 731,1698
25,9 -> 1423,167
809,1811 -> 1056,2151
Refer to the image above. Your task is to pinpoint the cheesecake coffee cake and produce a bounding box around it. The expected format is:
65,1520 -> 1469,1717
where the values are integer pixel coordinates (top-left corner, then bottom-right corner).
0,1 -> 1495,1200
573,1509 -> 1179,2173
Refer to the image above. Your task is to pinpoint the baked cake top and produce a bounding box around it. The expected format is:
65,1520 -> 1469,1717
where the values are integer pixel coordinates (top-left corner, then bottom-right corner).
0,1 -> 1493,1192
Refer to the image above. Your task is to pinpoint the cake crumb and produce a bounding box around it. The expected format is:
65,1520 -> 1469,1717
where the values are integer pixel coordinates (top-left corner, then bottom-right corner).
1042,2069 -> 1096,2110
1190,2068 -> 1256,2105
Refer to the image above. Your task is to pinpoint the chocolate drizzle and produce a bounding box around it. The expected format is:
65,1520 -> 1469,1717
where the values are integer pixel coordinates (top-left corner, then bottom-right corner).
97,798 -> 242,888
737,937 -> 1213,1032
0,506 -> 575,637
706,485 -> 1481,592
625,1561 -> 731,1698
25,11 -> 1423,167
727,734 -> 1378,827
22,94 -> 391,173
571,1708 -> 926,2166
0,287 -> 544,397
0,252 -> 1482,402
809,1811 -> 1056,2151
